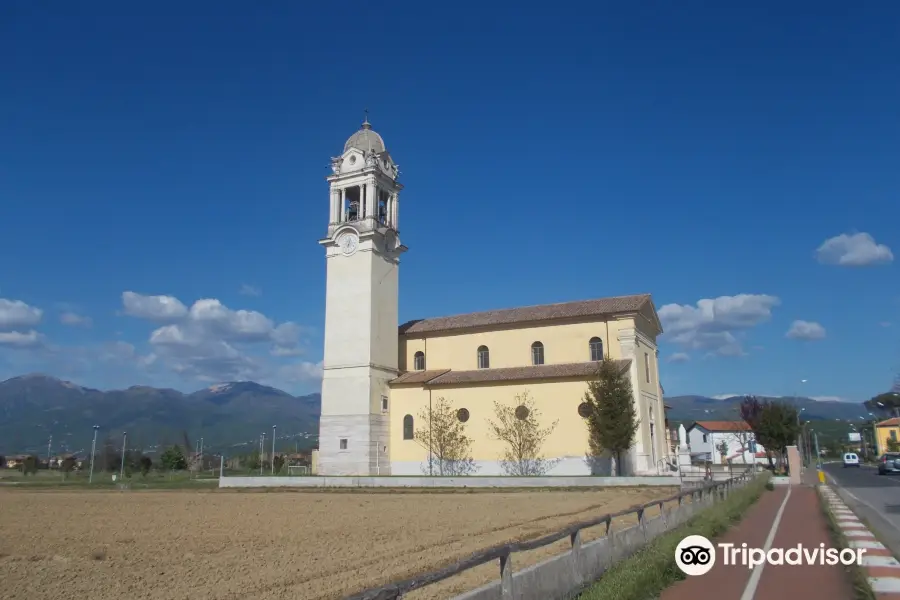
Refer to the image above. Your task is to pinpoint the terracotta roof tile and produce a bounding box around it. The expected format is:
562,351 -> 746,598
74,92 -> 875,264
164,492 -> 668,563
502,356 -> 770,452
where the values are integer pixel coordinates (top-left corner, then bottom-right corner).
690,420 -> 752,432
399,294 -> 652,335
876,417 -> 900,427
389,360 -> 630,387
391,369 -> 451,385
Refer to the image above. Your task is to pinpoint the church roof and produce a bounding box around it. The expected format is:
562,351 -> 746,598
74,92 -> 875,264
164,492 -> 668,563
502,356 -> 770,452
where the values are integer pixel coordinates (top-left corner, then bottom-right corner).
399,294 -> 654,335
344,119 -> 386,154
389,359 -> 630,387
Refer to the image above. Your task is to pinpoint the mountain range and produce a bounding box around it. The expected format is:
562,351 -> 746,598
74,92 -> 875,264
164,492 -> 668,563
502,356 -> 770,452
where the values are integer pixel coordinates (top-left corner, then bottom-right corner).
664,394 -> 877,424
0,374 -> 888,457
0,374 -> 320,457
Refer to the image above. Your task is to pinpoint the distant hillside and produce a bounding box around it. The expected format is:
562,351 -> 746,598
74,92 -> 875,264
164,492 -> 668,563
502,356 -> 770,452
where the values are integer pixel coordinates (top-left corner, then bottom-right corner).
664,394 -> 876,424
1,373 -> 883,457
0,374 -> 320,456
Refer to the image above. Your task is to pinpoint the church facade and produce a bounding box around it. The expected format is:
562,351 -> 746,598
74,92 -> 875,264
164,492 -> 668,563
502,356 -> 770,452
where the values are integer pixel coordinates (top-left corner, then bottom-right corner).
316,119 -> 669,477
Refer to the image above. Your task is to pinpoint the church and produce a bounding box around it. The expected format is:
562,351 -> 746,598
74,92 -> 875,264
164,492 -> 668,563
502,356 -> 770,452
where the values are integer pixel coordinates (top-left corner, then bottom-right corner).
316,118 -> 670,477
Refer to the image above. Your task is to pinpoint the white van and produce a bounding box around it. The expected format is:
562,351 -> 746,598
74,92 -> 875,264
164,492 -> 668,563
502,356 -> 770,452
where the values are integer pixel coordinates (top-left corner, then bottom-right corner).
843,452 -> 860,467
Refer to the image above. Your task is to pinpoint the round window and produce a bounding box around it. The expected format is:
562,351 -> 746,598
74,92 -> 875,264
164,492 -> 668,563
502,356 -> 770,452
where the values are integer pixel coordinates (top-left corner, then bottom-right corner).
349,155 -> 357,164
457,408 -> 470,423
578,402 -> 591,418
515,405 -> 530,420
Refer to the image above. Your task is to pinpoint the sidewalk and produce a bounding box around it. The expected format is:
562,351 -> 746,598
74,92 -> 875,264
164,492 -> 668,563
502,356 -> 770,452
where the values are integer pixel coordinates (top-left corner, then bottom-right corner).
660,478 -> 854,600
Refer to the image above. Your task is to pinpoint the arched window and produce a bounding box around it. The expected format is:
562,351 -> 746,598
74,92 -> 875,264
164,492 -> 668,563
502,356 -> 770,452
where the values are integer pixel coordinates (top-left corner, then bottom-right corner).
589,337 -> 604,361
413,351 -> 425,371
477,345 -> 490,369
403,415 -> 414,440
531,341 -> 544,366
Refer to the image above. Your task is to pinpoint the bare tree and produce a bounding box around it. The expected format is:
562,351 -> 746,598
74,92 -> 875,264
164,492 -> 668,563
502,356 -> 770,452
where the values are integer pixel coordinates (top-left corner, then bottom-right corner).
414,397 -> 477,476
486,390 -> 559,476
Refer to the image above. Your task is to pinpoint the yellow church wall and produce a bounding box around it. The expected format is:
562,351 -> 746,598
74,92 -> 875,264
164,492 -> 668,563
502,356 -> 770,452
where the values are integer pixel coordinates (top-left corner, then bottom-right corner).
399,317 -> 631,373
389,378 -> 603,475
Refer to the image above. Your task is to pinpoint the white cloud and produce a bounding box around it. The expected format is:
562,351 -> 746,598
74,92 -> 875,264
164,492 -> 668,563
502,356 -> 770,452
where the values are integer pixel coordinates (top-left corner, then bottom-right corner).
277,360 -> 323,383
60,311 -> 92,327
239,284 -> 261,296
815,232 -> 893,267
881,321 -> 892,328
667,352 -> 690,363
811,396 -> 844,402
711,394 -> 740,400
122,291 -> 188,321
123,291 -> 311,384
785,320 -> 826,340
0,298 -> 43,330
0,330 -> 44,349
659,294 -> 780,357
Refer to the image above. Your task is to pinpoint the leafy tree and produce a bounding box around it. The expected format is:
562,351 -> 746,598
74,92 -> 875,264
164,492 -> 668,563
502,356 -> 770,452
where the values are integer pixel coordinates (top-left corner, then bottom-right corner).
244,450 -> 261,472
22,455 -> 39,476
486,390 -> 559,476
740,396 -> 800,469
60,456 -> 77,479
160,445 -> 187,471
865,392 -> 900,416
716,440 -> 729,463
414,396 -> 477,476
582,357 -> 640,476
139,456 -> 153,477
0,455 -> 5,468
888,438 -> 900,453
272,454 -> 285,474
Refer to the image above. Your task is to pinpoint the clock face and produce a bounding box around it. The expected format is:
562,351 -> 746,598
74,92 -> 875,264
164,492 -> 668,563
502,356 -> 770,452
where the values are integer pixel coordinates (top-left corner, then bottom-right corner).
338,232 -> 358,255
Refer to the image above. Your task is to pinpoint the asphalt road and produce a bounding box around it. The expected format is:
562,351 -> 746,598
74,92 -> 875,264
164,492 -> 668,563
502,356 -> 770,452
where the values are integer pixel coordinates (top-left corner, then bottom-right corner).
823,462 -> 900,556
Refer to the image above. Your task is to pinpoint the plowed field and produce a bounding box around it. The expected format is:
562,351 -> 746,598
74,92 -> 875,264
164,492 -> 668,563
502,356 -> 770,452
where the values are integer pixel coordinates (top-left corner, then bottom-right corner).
0,486 -> 678,600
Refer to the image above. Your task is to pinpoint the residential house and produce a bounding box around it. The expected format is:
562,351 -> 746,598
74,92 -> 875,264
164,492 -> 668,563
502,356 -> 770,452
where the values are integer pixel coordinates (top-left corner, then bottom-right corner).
875,418 -> 900,456
4,455 -> 30,469
686,421 -> 764,464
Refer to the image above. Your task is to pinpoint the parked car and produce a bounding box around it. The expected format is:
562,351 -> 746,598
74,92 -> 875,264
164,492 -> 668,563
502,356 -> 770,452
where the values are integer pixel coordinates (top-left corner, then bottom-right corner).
878,452 -> 900,475
843,452 -> 860,467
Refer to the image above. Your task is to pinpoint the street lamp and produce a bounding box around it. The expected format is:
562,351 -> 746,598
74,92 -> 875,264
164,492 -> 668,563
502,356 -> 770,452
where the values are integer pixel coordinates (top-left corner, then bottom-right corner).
271,425 -> 276,475
119,431 -> 127,480
260,432 -> 266,476
88,425 -> 100,483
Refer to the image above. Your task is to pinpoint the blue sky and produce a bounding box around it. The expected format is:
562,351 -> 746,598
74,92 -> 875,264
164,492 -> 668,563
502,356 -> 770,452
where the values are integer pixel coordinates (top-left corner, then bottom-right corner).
1,2 -> 898,401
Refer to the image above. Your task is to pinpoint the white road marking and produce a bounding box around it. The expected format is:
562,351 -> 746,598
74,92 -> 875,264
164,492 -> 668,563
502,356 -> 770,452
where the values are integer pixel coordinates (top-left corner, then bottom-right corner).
740,487 -> 792,600
869,577 -> 900,593
862,555 -> 900,567
843,529 -> 876,538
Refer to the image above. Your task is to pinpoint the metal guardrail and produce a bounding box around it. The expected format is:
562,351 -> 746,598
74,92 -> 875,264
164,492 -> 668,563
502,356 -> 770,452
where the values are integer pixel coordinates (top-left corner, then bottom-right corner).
345,474 -> 752,600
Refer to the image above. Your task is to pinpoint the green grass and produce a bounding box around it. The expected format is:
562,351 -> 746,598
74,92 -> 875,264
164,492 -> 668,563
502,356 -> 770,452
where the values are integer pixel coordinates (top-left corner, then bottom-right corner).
578,473 -> 770,600
0,468 -> 219,489
818,487 -> 876,600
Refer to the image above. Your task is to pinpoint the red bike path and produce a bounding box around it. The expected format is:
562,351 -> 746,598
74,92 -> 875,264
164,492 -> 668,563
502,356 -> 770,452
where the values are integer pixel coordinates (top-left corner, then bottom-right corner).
660,483 -> 855,600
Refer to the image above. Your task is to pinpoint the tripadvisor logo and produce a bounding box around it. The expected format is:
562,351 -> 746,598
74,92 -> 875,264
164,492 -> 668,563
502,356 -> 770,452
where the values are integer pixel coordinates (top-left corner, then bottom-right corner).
675,535 -> 866,576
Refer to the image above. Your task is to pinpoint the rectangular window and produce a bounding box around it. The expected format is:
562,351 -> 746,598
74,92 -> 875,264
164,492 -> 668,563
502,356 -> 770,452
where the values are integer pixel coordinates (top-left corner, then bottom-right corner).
892,430 -> 897,441
381,395 -> 388,411
702,434 -> 708,443
644,352 -> 651,383
339,438 -> 348,450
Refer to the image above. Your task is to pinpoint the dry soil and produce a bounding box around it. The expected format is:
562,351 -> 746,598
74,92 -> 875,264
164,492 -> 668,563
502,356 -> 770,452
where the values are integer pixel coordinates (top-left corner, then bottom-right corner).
0,486 -> 677,600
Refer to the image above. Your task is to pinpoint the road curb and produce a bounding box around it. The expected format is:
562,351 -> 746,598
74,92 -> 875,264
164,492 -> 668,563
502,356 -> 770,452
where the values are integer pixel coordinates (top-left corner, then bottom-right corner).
820,484 -> 900,598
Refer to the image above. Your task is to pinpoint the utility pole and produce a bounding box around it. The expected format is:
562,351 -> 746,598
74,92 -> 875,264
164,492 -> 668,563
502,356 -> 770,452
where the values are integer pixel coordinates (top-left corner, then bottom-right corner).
271,425 -> 276,475
47,435 -> 52,468
119,431 -> 127,480
199,437 -> 204,471
89,425 -> 99,483
260,433 -> 265,476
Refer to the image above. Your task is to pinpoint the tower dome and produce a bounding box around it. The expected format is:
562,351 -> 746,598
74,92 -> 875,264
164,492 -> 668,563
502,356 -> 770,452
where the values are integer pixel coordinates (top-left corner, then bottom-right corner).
344,118 -> 386,154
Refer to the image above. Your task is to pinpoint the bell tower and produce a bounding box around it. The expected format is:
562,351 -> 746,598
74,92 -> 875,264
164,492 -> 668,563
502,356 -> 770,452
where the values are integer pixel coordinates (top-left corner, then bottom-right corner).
316,116 -> 406,475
